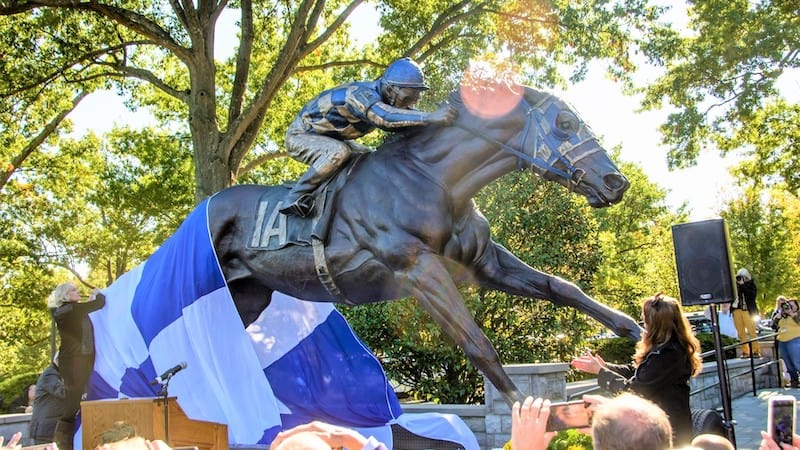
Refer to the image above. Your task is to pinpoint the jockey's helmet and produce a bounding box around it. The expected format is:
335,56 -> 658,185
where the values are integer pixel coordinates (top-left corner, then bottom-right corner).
381,58 -> 429,90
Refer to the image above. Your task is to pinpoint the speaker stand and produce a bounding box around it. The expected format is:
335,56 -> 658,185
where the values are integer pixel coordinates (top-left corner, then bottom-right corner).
709,303 -> 736,446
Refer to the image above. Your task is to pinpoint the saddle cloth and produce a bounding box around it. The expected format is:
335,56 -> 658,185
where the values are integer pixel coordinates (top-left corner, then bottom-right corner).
249,154 -> 363,251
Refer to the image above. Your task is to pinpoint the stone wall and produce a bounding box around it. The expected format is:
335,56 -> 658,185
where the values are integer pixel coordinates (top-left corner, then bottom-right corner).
690,340 -> 780,409
0,413 -> 31,446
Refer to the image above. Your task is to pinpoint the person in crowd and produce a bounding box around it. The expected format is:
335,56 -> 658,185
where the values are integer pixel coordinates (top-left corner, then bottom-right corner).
7,385 -> 35,414
691,433 -> 734,450
704,302 -> 739,339
571,292 -> 703,447
270,421 -> 388,450
510,396 -> 555,450
100,421 -> 137,444
48,281 -> 106,450
591,393 -> 673,450
770,296 -> 800,387
94,421 -> 172,450
279,57 -> 458,217
0,432 -> 22,450
510,392 -> 672,450
30,353 -> 67,444
733,268 -> 761,358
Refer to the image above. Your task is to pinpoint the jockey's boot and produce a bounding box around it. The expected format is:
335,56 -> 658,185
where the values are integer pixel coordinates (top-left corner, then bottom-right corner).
54,419 -> 75,450
279,167 -> 327,218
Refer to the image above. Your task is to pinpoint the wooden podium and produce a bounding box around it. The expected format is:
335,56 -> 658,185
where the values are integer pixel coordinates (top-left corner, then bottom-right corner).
80,398 -> 228,450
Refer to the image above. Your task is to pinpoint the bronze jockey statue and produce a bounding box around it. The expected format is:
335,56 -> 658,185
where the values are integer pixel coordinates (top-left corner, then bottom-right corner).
280,57 -> 458,217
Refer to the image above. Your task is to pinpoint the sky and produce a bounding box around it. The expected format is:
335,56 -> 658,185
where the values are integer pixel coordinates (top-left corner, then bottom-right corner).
66,4 -> 797,221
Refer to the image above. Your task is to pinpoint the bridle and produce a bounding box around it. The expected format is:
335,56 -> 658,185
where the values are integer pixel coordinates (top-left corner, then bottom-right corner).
453,95 -> 603,190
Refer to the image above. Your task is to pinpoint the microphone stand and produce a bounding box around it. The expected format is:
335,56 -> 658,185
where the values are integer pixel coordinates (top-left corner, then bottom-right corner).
158,375 -> 173,445
709,303 -> 736,446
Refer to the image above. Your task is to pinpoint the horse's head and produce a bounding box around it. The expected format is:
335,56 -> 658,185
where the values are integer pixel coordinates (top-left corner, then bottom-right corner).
451,81 -> 630,207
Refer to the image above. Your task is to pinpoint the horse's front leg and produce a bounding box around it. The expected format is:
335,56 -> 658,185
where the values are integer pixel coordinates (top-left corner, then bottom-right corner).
401,253 -> 523,407
474,242 -> 643,340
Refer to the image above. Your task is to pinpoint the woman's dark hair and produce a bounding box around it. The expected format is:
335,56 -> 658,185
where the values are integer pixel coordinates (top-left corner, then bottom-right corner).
635,293 -> 703,376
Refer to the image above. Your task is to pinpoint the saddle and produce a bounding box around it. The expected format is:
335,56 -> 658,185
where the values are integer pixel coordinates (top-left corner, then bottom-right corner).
248,154 -> 364,252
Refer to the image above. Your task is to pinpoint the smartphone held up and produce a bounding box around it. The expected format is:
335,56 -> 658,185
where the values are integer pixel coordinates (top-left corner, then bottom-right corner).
768,395 -> 796,445
546,400 -> 593,432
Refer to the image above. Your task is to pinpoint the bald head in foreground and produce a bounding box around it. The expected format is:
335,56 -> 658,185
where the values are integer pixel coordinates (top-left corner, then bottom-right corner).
592,392 -> 673,450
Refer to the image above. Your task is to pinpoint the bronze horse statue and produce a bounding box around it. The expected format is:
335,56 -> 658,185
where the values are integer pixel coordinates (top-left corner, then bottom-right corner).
208,78 -> 642,407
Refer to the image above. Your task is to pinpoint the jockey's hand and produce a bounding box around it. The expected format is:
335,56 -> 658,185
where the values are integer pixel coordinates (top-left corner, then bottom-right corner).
428,103 -> 458,125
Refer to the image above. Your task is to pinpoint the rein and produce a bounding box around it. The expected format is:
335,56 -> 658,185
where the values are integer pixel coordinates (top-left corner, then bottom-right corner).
452,98 -> 600,189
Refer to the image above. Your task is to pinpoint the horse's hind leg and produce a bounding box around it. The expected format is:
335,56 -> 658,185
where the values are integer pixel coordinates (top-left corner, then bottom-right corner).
228,280 -> 273,328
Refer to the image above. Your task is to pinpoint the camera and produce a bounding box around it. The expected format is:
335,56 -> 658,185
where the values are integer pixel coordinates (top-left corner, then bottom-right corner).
768,395 -> 795,445
782,300 -> 799,312
736,275 -> 744,281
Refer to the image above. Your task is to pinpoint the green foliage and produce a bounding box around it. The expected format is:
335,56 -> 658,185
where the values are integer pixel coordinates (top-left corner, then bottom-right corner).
721,185 -> 800,312
587,337 -> 635,365
502,429 -> 593,450
546,429 -> 594,450
639,0 -> 799,193
695,333 -> 740,361
0,127 -> 194,377
0,372 -> 39,413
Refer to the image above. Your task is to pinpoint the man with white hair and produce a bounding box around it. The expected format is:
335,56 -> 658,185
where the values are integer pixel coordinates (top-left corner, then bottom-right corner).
30,353 -> 66,444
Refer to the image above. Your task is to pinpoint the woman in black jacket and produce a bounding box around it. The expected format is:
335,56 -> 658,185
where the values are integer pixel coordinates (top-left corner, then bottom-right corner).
571,292 -> 703,447
48,281 -> 106,450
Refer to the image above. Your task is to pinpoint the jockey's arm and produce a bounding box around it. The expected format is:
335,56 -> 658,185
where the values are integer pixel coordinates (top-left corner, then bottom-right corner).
365,101 -> 430,129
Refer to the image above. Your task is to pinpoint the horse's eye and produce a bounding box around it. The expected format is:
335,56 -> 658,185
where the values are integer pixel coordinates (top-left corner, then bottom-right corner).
555,111 -> 579,133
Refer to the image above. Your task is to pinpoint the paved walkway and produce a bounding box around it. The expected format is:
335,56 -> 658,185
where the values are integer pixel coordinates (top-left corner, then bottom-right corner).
729,387 -> 798,450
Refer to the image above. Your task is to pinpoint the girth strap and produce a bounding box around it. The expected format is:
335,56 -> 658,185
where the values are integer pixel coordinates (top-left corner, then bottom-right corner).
312,237 -> 350,304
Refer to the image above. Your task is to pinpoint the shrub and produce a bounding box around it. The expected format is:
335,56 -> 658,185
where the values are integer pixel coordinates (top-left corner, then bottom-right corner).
588,337 -> 636,364
503,429 -> 592,450
695,333 -> 739,361
0,372 -> 39,413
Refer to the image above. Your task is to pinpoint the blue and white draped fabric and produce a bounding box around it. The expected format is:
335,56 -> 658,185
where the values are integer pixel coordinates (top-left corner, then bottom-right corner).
81,198 -> 479,450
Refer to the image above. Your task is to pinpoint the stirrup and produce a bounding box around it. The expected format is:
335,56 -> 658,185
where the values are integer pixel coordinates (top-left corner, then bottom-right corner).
279,193 -> 315,218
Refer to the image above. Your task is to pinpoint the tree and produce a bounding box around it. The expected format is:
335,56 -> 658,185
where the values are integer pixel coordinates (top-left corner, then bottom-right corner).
639,0 -> 800,193
721,184 -> 800,313
1,0 -> 664,201
0,127 -> 196,377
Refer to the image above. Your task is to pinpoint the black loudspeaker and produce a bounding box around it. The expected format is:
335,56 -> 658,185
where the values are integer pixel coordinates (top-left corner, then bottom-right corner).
671,218 -> 736,306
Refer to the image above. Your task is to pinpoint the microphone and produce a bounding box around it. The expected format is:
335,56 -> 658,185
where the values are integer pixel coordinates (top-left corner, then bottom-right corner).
151,362 -> 187,385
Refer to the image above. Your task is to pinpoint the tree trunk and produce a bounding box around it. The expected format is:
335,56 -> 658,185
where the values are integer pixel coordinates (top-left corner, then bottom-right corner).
189,57 -> 231,202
